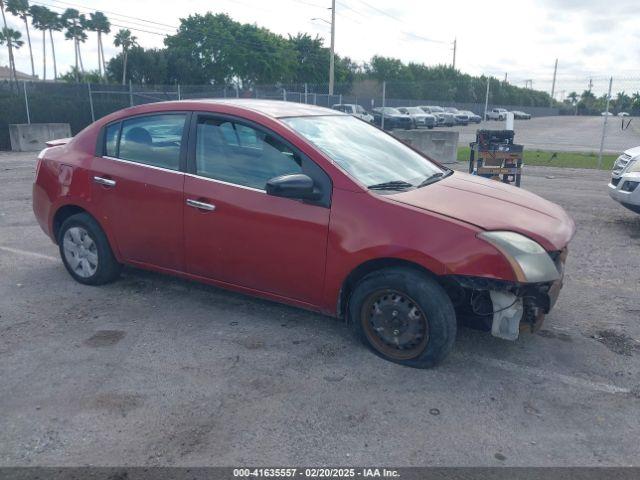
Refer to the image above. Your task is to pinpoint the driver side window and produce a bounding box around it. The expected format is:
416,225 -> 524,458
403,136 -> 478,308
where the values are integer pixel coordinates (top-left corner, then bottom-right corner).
195,117 -> 303,190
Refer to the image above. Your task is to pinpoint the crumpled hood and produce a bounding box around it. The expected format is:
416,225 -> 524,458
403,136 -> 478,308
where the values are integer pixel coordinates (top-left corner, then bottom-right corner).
390,172 -> 576,251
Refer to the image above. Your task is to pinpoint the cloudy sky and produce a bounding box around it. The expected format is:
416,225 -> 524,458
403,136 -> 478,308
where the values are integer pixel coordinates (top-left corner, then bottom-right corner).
2,0 -> 639,96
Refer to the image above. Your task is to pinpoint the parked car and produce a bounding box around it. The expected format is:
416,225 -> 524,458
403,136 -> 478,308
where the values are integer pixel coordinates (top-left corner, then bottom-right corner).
609,145 -> 640,214
617,112 -> 630,117
396,107 -> 436,129
460,110 -> 482,123
332,103 -> 374,123
418,106 -> 455,127
511,110 -> 532,120
33,100 -> 575,368
601,111 -> 614,116
372,107 -> 414,130
486,108 -> 508,121
443,107 -> 469,126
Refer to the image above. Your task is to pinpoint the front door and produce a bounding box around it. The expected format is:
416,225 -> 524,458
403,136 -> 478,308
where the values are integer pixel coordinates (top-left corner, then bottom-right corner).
183,114 -> 331,306
91,113 -> 188,271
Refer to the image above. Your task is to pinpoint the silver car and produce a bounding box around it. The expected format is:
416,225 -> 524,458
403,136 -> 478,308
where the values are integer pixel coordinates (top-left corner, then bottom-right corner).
418,106 -> 455,127
396,107 -> 436,129
609,146 -> 640,214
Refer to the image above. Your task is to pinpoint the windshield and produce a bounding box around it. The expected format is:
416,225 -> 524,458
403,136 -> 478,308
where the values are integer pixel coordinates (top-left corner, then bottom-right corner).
406,107 -> 423,114
379,107 -> 401,115
281,115 -> 444,187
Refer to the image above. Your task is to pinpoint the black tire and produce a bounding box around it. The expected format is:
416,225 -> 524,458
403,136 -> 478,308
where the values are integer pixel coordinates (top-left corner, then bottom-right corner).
58,212 -> 122,285
348,267 -> 456,368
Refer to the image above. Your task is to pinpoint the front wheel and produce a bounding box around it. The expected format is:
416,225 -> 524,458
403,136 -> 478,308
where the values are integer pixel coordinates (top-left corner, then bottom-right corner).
58,212 -> 122,285
349,268 -> 457,368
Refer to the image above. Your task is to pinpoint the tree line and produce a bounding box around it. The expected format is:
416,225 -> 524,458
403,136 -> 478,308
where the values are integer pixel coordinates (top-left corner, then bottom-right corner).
2,3 -> 639,111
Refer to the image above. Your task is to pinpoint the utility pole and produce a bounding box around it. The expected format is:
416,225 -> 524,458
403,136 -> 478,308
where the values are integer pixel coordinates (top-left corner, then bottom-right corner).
598,77 -> 613,169
329,0 -> 336,96
550,58 -> 558,104
452,38 -> 457,69
504,72 -> 508,83
483,77 -> 490,121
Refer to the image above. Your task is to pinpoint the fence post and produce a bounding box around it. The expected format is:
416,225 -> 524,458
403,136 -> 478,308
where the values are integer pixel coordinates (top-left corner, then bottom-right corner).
23,81 -> 31,124
235,84 -> 239,98
483,77 -> 490,121
129,80 -> 133,107
381,81 -> 386,130
87,83 -> 95,122
177,84 -> 182,100
283,88 -> 287,101
339,93 -> 342,104
598,77 -> 613,170
304,83 -> 308,104
313,93 -> 317,105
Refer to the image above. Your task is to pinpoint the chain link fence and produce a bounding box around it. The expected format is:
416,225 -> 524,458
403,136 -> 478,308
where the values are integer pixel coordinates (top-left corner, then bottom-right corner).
1,77 -> 639,155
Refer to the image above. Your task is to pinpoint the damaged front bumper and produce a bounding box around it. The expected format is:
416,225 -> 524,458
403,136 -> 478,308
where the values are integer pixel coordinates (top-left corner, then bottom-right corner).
445,248 -> 568,341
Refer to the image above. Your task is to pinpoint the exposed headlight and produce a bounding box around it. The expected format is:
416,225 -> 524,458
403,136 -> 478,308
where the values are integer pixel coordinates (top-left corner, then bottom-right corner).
478,231 -> 560,283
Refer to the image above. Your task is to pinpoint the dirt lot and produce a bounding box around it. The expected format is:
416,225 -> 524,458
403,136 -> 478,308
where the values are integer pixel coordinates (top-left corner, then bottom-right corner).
1,151 -> 639,467
454,116 -> 640,154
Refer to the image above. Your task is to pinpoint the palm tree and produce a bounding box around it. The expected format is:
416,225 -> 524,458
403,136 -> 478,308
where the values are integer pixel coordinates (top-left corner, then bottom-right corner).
88,11 -> 110,81
0,0 -> 18,84
114,28 -> 137,85
45,9 -> 62,81
0,26 -> 23,82
62,8 -> 87,81
6,0 -> 34,78
29,4 -> 48,79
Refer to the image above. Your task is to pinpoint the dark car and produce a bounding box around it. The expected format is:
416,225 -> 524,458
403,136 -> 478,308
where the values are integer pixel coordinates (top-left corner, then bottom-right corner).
460,110 -> 482,123
372,107 -> 414,130
33,99 -> 575,368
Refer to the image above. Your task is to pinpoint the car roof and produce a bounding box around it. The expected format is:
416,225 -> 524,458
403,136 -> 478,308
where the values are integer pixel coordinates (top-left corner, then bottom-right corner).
139,99 -> 344,119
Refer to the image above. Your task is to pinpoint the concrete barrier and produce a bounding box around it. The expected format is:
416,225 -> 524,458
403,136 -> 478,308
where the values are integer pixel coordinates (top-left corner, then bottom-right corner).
9,123 -> 72,152
391,129 -> 459,164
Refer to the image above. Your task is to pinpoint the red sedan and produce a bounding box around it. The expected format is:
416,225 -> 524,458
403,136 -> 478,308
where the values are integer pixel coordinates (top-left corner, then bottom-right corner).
32,100 -> 575,368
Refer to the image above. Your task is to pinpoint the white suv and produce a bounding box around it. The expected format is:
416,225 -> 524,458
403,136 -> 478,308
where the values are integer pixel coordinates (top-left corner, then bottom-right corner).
331,104 -> 374,123
609,146 -> 640,214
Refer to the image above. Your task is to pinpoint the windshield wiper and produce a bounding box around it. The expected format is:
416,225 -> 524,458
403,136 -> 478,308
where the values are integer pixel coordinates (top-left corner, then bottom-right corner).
418,170 -> 452,188
368,180 -> 414,191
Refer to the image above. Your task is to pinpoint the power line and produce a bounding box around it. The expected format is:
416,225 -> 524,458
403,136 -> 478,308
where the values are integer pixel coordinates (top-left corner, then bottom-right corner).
343,0 -> 447,44
43,0 -> 179,29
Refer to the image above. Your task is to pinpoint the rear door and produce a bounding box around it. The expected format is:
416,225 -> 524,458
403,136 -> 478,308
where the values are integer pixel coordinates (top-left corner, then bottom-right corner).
182,114 -> 331,306
91,112 -> 189,271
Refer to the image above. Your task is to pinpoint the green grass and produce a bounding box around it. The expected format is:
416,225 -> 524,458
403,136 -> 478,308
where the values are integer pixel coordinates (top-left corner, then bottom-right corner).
456,146 -> 617,170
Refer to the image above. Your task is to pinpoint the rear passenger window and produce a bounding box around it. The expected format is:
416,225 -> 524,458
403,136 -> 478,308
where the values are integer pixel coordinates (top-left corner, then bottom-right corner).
195,118 -> 303,190
116,114 -> 186,170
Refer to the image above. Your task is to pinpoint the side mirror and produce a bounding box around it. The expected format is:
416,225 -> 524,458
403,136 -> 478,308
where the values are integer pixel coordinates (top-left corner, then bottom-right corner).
266,174 -> 321,200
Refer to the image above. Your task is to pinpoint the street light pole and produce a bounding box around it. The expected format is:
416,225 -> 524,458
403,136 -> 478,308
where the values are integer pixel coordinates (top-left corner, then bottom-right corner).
329,0 -> 336,96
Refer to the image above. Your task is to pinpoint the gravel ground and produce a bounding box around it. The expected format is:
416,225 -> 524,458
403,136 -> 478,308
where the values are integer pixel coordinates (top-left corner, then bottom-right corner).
1,151 -> 639,467
453,116 -> 640,154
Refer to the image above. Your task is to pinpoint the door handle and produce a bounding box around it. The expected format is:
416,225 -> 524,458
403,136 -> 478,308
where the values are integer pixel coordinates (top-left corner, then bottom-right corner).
93,176 -> 116,188
186,198 -> 216,211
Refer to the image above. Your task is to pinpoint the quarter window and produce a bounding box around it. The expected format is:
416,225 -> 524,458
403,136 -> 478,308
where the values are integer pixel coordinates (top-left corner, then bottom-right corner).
104,122 -> 120,157
195,118 -> 303,190
111,114 -> 186,170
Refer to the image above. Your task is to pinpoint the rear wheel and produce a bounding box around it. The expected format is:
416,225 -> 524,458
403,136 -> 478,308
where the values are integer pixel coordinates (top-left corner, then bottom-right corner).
349,268 -> 457,368
58,213 -> 122,285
